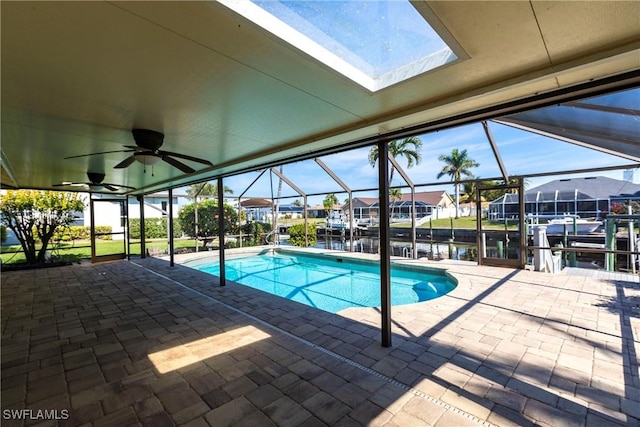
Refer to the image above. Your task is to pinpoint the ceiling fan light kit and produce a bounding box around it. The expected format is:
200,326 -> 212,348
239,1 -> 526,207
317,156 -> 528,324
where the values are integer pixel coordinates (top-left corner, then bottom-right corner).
134,152 -> 161,165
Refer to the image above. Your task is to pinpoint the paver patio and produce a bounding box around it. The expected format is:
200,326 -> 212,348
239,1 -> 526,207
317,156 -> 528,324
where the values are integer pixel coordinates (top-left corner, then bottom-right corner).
1,251 -> 638,426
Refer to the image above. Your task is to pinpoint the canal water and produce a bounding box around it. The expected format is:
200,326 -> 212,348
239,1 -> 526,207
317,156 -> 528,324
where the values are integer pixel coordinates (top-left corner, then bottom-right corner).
281,236 -> 480,261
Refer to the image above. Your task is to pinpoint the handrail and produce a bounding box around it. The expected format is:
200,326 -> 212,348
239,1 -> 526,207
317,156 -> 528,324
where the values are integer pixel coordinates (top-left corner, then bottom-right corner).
265,229 -> 279,245
527,245 -> 640,256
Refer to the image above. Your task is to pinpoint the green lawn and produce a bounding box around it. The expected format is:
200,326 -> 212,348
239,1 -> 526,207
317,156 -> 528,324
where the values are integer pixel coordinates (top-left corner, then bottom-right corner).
281,216 -> 517,230
1,238 -> 200,265
278,218 -> 325,227
391,216 -> 519,230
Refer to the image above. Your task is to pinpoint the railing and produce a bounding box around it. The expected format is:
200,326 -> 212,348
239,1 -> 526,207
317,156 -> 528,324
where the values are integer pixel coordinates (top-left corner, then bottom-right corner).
264,229 -> 279,246
402,247 -> 413,258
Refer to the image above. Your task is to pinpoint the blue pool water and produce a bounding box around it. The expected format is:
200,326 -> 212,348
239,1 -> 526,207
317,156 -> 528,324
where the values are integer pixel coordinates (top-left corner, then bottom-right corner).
189,252 -> 456,313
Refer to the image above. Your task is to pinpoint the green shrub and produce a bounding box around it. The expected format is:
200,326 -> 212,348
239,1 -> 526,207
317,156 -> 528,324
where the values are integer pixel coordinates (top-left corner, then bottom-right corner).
95,226 -> 113,240
287,223 -> 317,247
129,218 -> 182,239
53,226 -> 110,241
178,200 -> 238,239
240,221 -> 272,246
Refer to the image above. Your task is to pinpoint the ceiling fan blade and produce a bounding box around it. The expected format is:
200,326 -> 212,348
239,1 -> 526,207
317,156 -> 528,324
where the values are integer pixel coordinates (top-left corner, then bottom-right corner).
114,156 -> 136,169
65,148 -> 135,159
162,155 -> 195,174
158,150 -> 213,166
53,182 -> 85,187
103,182 -> 135,190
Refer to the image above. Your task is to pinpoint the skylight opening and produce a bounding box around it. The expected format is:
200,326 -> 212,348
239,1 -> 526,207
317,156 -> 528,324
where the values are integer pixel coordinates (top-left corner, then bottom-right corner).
218,0 -> 459,91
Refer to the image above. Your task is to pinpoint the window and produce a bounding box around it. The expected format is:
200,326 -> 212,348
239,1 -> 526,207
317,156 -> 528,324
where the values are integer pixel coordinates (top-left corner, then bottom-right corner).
219,0 -> 459,91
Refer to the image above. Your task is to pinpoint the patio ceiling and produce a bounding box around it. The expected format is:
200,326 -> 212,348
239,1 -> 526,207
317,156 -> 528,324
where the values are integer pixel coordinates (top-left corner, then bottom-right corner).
1,1 -> 639,195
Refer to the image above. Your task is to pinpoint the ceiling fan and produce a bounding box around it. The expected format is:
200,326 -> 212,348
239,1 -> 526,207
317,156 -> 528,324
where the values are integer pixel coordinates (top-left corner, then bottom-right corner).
54,172 -> 134,192
65,129 -> 213,174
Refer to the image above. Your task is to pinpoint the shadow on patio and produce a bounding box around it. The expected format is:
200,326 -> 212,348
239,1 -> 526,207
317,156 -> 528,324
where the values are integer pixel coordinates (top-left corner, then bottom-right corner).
1,260 -> 468,426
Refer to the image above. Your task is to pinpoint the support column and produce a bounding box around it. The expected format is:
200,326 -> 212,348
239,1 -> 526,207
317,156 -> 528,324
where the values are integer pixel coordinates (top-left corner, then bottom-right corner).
138,195 -> 146,258
168,188 -> 174,267
125,196 -> 131,261
518,177 -> 526,269
218,177 -> 226,287
411,187 -> 416,259
304,195 -> 309,247
90,196 -> 96,260
378,141 -> 392,347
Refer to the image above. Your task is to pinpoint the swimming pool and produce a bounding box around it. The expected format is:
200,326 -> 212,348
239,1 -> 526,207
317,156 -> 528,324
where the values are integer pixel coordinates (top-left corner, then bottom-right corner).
187,250 -> 456,313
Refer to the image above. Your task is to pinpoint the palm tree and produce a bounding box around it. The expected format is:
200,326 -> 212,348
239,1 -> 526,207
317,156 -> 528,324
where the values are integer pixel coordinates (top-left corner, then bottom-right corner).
437,149 -> 479,218
389,187 -> 402,219
461,180 -> 478,204
368,137 -> 422,185
503,177 -> 530,193
187,182 -> 233,199
323,193 -> 338,214
369,137 -> 422,221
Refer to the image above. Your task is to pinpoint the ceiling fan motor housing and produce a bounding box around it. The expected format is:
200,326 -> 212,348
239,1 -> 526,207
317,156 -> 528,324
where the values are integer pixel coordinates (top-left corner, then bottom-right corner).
132,129 -> 164,151
87,172 -> 106,184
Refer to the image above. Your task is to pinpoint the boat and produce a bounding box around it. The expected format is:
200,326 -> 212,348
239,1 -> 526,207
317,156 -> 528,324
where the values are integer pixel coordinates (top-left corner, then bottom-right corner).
543,217 -> 602,234
324,209 -> 354,230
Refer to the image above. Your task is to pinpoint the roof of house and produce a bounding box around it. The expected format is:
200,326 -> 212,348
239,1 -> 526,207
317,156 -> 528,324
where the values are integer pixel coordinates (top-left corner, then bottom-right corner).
527,176 -> 640,199
350,191 -> 450,207
490,176 -> 640,204
400,191 -> 451,206
351,197 -> 378,206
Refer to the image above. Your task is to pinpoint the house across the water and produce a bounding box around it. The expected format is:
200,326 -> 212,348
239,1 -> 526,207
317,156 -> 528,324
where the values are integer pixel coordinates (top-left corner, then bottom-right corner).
488,176 -> 640,220
342,190 -> 457,224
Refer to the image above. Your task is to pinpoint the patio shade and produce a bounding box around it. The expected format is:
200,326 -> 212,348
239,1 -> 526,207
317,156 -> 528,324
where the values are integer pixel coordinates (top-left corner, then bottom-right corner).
239,198 -> 274,208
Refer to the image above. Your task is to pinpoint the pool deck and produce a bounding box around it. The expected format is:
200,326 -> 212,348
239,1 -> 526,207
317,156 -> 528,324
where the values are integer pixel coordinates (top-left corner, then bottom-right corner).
1,249 -> 638,426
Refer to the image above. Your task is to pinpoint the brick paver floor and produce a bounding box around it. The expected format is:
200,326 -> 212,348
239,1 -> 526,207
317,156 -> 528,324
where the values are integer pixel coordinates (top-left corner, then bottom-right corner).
1,250 -> 638,426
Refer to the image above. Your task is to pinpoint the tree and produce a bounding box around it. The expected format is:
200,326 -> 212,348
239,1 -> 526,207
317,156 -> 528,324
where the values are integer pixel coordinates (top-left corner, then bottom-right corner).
323,193 -> 338,214
502,177 -> 530,193
368,137 -> 422,185
178,199 -> 238,246
292,199 -> 302,207
186,183 -> 235,245
0,190 -> 85,264
477,178 -> 530,202
369,137 -> 422,221
389,188 -> 402,219
463,179 -> 500,203
186,182 -> 233,199
437,149 -> 479,218
240,221 -> 272,246
461,180 -> 478,204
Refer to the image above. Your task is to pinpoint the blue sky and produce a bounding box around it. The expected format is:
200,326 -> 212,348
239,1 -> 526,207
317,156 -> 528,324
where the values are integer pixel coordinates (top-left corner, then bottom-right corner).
253,0 -> 449,77
220,120 -> 636,206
